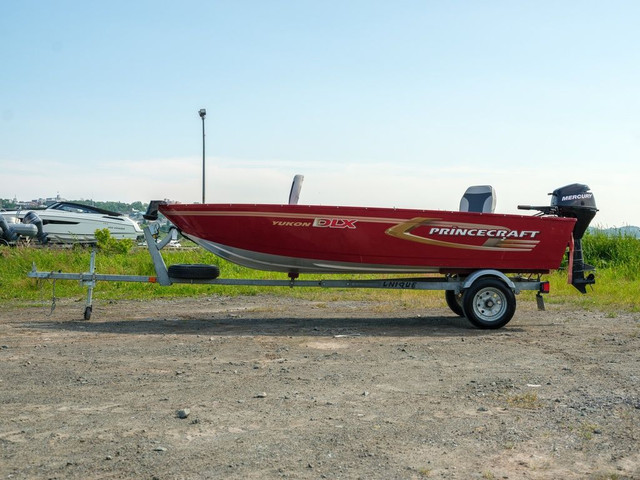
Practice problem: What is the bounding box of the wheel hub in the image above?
[474,289,504,319]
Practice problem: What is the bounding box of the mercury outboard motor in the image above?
[23,211,48,244]
[550,184,597,293]
[519,183,597,293]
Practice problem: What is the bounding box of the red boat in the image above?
[155,183,597,291]
[29,183,597,329]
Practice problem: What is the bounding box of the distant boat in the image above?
[1,201,143,244]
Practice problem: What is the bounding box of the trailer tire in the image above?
[84,306,92,321]
[168,264,220,280]
[445,290,464,317]
[462,277,516,329]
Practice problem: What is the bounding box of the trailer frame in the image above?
[28,224,549,328]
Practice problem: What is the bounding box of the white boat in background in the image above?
[1,201,143,244]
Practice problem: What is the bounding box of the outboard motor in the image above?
[0,211,48,245]
[23,211,48,244]
[0,213,19,243]
[519,183,597,293]
[143,200,167,221]
[550,184,597,293]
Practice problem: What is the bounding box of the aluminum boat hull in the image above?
[160,204,576,274]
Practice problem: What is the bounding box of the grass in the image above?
[506,392,542,410]
[577,422,601,441]
[584,230,640,276]
[593,474,620,480]
[1,245,447,305]
[1,232,639,312]
[544,268,639,312]
[545,230,640,312]
[417,467,431,477]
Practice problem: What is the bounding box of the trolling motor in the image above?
[519,183,597,293]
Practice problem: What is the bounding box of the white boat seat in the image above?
[459,185,496,213]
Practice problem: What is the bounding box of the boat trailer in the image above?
[28,223,551,329]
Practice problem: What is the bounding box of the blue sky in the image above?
[1,1,638,226]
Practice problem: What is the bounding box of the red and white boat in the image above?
[155,182,597,290]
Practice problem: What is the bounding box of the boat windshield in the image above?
[48,202,122,216]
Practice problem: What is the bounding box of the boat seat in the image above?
[459,185,496,213]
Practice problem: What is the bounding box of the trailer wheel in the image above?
[83,306,92,321]
[445,290,464,317]
[462,277,516,329]
[168,264,220,280]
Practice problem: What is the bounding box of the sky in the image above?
[1,1,638,227]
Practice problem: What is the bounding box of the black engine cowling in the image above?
[23,211,48,244]
[550,184,597,240]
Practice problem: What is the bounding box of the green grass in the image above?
[506,392,542,410]
[544,268,639,312]
[584,230,640,276]
[544,230,640,312]
[1,231,638,312]
[1,245,445,305]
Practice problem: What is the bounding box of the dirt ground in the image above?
[0,294,638,480]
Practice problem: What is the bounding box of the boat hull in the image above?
[39,211,142,243]
[4,209,142,244]
[160,204,576,274]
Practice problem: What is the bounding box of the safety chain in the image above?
[37,275,57,317]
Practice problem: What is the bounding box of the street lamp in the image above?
[199,108,207,204]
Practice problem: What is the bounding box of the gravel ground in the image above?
[0,295,639,479]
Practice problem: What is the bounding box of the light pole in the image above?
[199,108,206,204]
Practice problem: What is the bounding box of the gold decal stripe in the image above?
[385,217,539,252]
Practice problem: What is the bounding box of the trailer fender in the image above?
[462,270,517,292]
